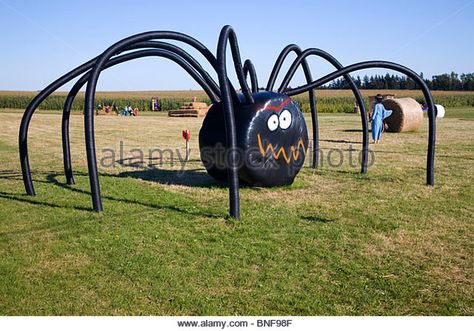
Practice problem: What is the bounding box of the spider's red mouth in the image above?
[257,133,305,165]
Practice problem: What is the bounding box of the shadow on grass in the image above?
[340,129,368,133]
[0,190,91,211]
[115,156,203,170]
[115,167,225,188]
[320,139,361,144]
[300,216,336,223]
[0,170,41,181]
[0,170,223,218]
[1,169,338,222]
[373,149,474,161]
[46,173,223,219]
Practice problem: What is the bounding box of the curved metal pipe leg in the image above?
[266,45,318,168]
[19,58,97,195]
[62,88,77,185]
[21,30,220,209]
[274,48,368,173]
[62,47,219,185]
[243,59,258,93]
[131,41,221,99]
[283,59,436,186]
[80,30,234,212]
[216,25,243,219]
[220,27,254,105]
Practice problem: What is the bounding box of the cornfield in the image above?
[1,90,473,113]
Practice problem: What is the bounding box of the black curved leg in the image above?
[81,30,241,213]
[62,47,220,186]
[20,30,222,211]
[267,45,319,168]
[274,47,369,173]
[62,86,77,185]
[19,57,97,196]
[243,59,258,93]
[282,58,436,186]
[216,25,254,219]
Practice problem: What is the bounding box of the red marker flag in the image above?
[182,129,191,141]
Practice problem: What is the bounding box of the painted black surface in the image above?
[199,92,308,186]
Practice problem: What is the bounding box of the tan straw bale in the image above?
[382,97,424,132]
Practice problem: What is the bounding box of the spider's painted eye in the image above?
[279,109,292,130]
[267,114,279,131]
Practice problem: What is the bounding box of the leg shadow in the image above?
[114,168,225,188]
[320,139,361,144]
[300,215,336,223]
[44,172,223,218]
[0,190,91,211]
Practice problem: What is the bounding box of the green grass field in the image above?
[0,106,472,315]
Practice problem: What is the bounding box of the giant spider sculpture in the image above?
[19,25,437,219]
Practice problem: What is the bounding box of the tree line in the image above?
[325,72,474,91]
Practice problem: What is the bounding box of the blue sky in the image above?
[0,0,472,91]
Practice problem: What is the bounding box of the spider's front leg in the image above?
[20,30,231,214]
[267,45,319,169]
[61,41,221,186]
[282,56,436,186]
[243,59,258,93]
[269,46,369,173]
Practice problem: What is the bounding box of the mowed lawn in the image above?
[0,108,472,315]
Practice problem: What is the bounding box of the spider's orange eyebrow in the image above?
[259,98,291,112]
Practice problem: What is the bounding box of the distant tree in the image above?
[384,73,391,89]
[323,71,473,91]
[432,74,451,90]
[461,73,474,90]
[363,75,370,88]
[406,77,417,90]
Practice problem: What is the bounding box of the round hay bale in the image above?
[435,104,445,118]
[382,98,424,132]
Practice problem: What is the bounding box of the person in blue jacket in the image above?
[371,95,393,144]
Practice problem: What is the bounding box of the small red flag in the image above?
[182,129,191,141]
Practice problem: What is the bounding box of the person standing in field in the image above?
[371,94,393,144]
